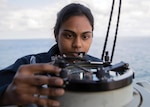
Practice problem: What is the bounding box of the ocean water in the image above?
[0,36,150,82]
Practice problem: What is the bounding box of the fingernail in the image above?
[55,89,64,95]
[56,67,62,72]
[52,102,60,106]
[55,79,63,85]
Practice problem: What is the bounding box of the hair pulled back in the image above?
[54,3,94,36]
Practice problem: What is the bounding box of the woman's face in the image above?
[56,15,93,56]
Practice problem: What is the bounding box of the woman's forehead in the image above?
[60,16,92,31]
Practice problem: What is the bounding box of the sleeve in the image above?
[0,56,31,97]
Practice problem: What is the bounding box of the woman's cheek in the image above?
[60,40,71,53]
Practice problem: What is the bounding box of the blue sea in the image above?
[0,37,150,82]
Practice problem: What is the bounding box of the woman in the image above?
[0,3,101,107]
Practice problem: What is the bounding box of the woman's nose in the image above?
[72,37,82,49]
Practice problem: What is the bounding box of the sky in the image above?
[0,0,150,39]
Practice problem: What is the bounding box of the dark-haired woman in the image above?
[0,3,101,107]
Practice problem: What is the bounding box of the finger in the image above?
[17,93,60,107]
[40,87,65,97]
[16,76,64,96]
[23,75,64,86]
[14,83,64,99]
[33,96,60,107]
[31,87,64,97]
[18,63,61,75]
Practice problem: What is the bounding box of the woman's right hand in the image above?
[1,63,65,107]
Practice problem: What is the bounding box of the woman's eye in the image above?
[64,34,74,39]
[82,35,91,40]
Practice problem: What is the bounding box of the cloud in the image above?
[0,0,150,39]
[0,0,7,9]
[0,0,60,39]
[0,3,55,31]
[119,0,150,36]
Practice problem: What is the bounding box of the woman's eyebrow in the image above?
[63,29,75,34]
[82,31,92,34]
[63,29,92,34]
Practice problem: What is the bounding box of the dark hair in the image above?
[54,3,94,36]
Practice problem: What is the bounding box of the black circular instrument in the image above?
[52,53,134,92]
